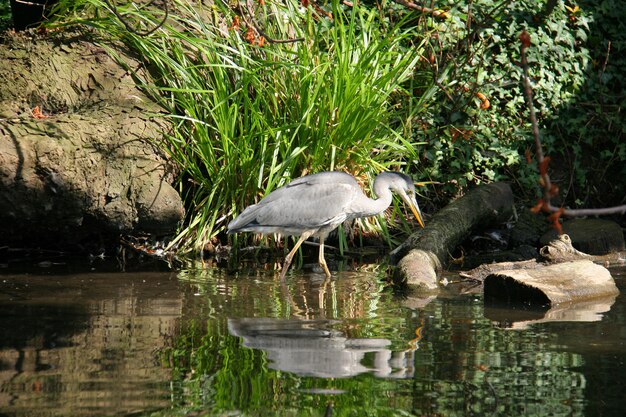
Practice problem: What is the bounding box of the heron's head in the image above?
[381,172,425,228]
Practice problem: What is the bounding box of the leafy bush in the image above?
[546,0,626,207]
[417,0,624,207]
[0,0,11,31]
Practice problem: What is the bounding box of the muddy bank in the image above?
[0,30,184,252]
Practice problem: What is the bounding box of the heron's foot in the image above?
[279,232,311,280]
[319,259,332,278]
[279,254,295,280]
[278,266,288,280]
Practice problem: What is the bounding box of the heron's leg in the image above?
[318,237,332,278]
[317,238,332,310]
[279,231,313,280]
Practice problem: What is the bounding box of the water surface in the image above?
[0,264,624,416]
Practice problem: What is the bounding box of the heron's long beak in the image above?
[409,200,425,228]
[402,192,425,228]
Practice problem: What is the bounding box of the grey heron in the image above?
[227,171,425,278]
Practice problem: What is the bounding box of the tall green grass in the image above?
[48,0,436,252]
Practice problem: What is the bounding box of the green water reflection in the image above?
[0,266,624,417]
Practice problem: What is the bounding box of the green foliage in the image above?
[48,0,435,252]
[413,1,589,195]
[45,0,626,254]
[0,0,11,31]
[546,0,626,207]
[418,0,624,206]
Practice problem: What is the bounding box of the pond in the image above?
[0,260,624,417]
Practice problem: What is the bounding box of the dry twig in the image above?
[519,30,626,228]
[103,0,168,37]
[393,0,450,19]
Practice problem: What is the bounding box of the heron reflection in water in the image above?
[227,171,425,278]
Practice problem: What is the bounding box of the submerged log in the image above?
[483,260,619,307]
[460,234,625,282]
[462,234,620,305]
[392,250,441,291]
[391,182,514,290]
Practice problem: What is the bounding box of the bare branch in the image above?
[519,30,626,218]
[102,0,168,37]
[14,0,45,7]
[393,0,450,19]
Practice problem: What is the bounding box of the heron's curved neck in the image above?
[359,176,394,217]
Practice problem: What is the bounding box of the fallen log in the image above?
[460,234,625,282]
[390,182,514,290]
[483,260,619,307]
[539,233,593,262]
[459,235,620,307]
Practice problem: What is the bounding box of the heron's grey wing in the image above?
[259,180,356,230]
[228,172,361,235]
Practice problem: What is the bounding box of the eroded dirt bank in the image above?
[0,30,184,252]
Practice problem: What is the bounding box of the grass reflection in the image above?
[157,268,591,417]
[1,269,622,416]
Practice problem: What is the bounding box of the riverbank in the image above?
[0,29,184,253]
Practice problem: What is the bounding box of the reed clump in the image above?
[48,0,436,252]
